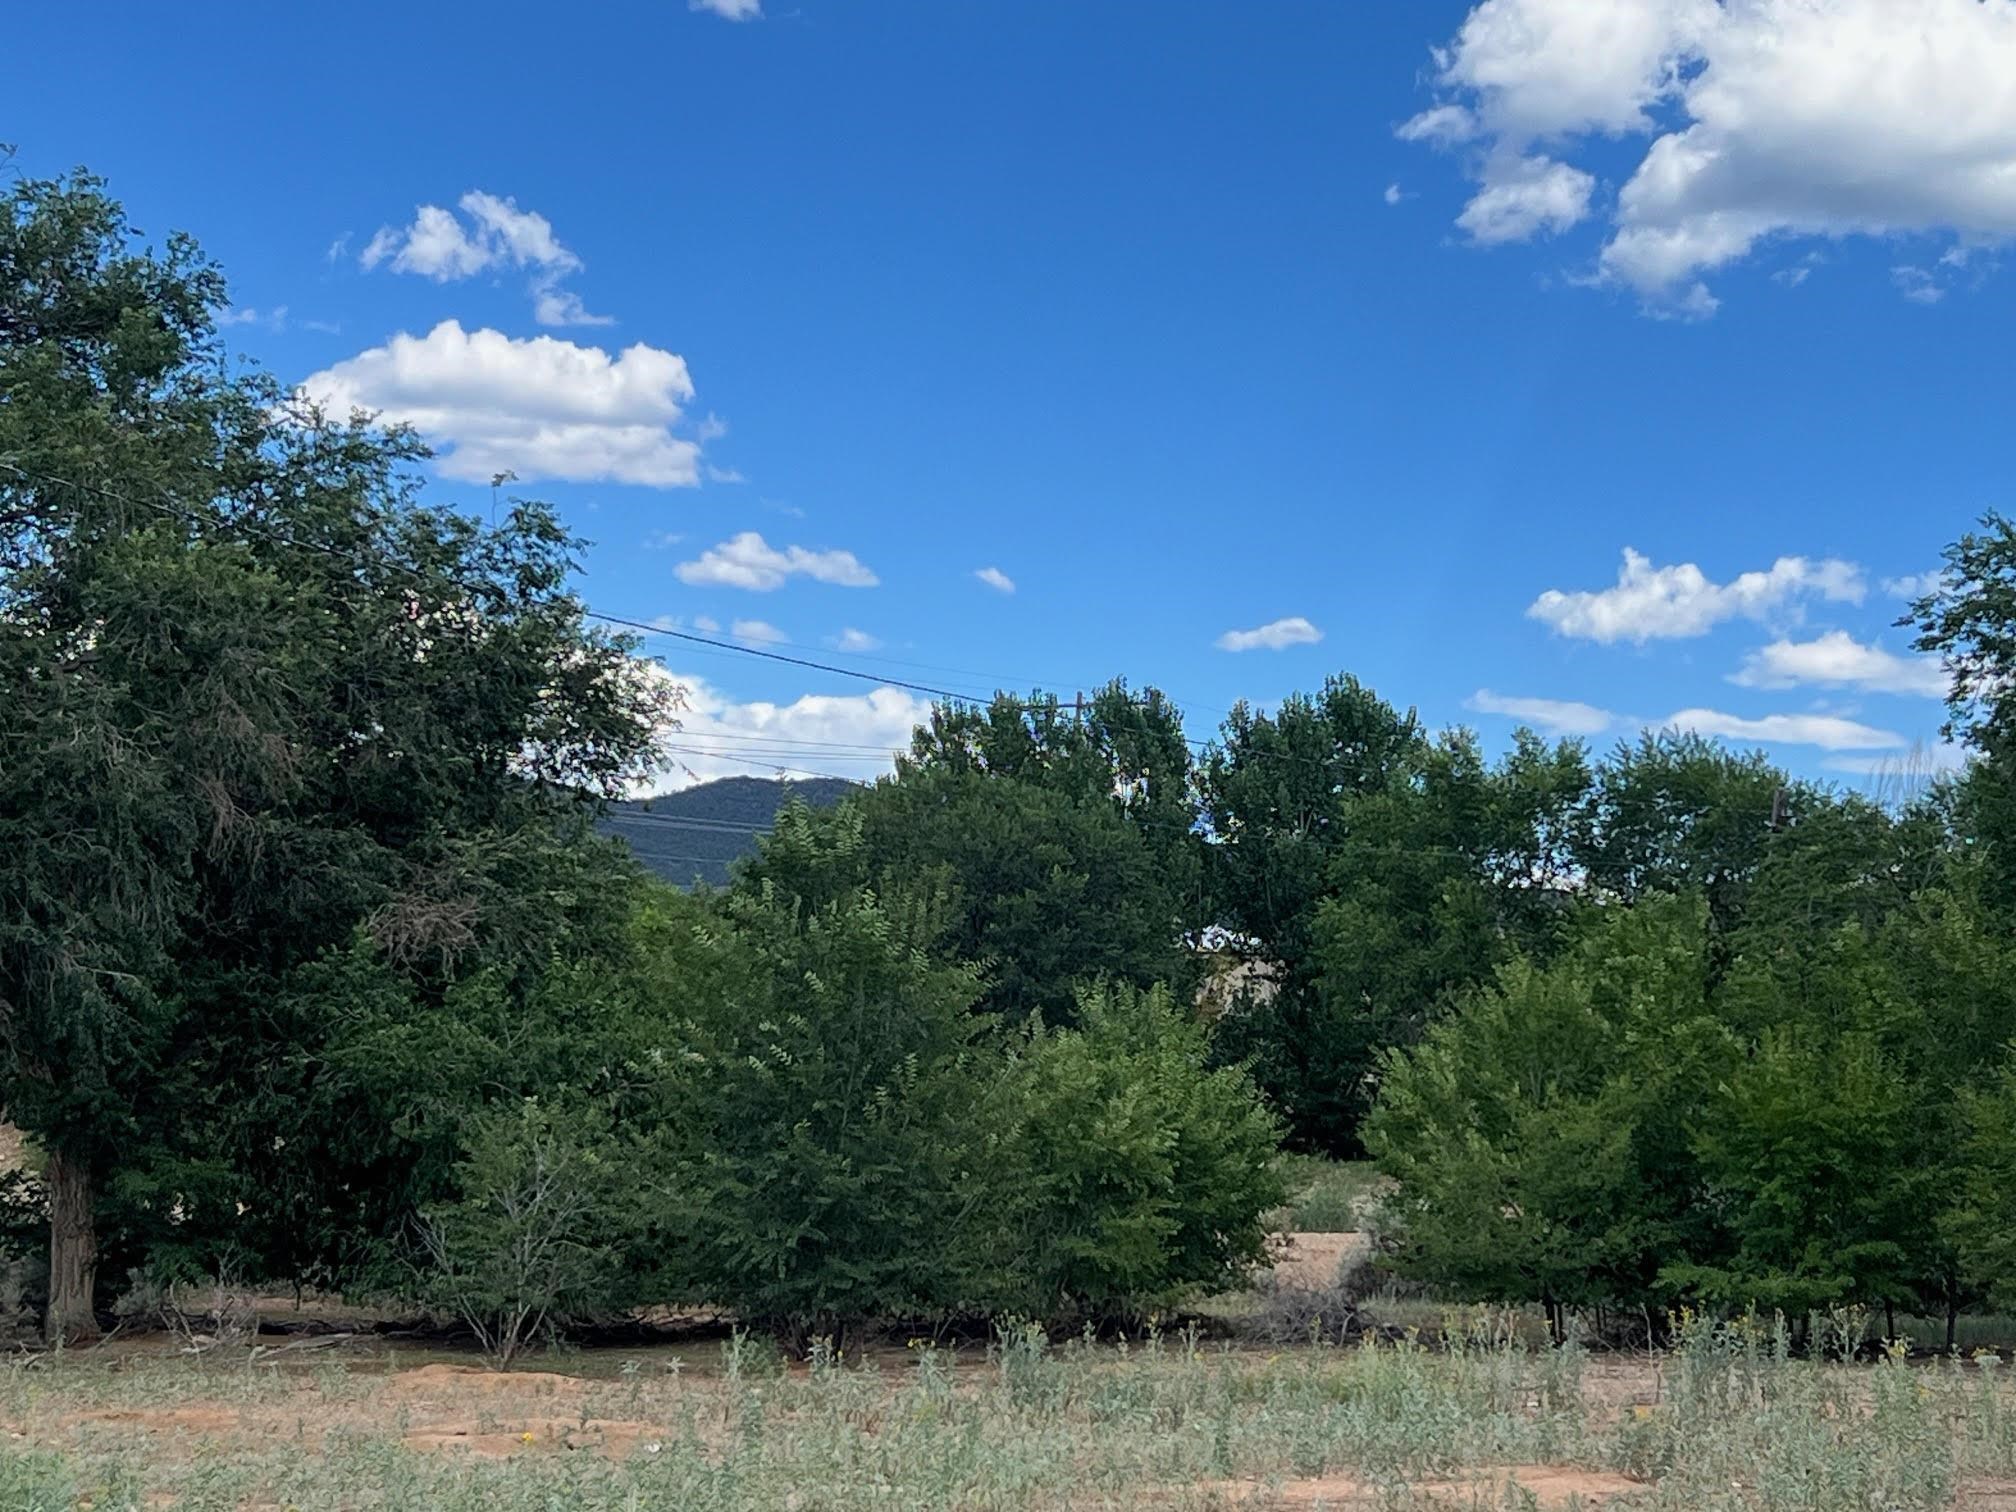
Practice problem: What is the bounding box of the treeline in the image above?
[12,168,2016,1354]
[0,172,1283,1349]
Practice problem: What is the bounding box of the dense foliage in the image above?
[19,165,2016,1353]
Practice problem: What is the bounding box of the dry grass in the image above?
[0,1314,2012,1508]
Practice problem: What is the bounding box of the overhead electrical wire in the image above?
[0,460,1792,812]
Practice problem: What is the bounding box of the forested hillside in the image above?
[599,777,856,886]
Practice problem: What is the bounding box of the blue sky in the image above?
[9,0,2004,789]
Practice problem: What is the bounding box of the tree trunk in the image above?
[44,1148,99,1343]
[1884,1300,1895,1344]
[1947,1295,1960,1357]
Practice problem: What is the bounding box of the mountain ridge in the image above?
[598,775,858,887]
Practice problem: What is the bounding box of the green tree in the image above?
[741,685,1198,1027]
[1205,681,1591,1154]
[0,172,669,1336]
[1575,733,1794,943]
[979,982,1283,1323]
[1366,897,1726,1332]
[642,870,991,1345]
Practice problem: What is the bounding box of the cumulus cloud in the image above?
[974,566,1016,594]
[674,533,878,592]
[1731,631,1947,698]
[639,669,928,792]
[360,191,609,327]
[1466,689,1616,736]
[1665,707,1907,752]
[1216,616,1324,653]
[691,0,761,17]
[1404,0,2016,311]
[297,320,702,487]
[1455,156,1595,243]
[1529,548,1864,644]
[832,628,882,653]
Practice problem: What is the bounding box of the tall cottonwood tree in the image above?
[0,172,669,1336]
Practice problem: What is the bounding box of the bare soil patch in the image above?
[1264,1231,1367,1290]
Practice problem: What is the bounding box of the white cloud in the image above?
[1663,708,1906,752]
[1893,265,1946,305]
[832,628,882,653]
[1731,631,1947,698]
[643,669,928,793]
[1455,155,1596,243]
[1883,570,1949,599]
[642,531,684,550]
[974,566,1016,594]
[297,320,702,487]
[691,0,762,16]
[532,281,614,328]
[459,191,578,272]
[1216,616,1325,653]
[1384,183,1405,206]
[1405,0,2016,311]
[731,618,787,646]
[361,191,606,327]
[1529,547,1864,643]
[1466,689,1616,736]
[705,464,747,484]
[1397,104,1479,146]
[325,235,349,264]
[675,532,878,592]
[1469,686,1919,751]
[219,305,293,333]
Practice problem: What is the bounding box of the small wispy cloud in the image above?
[974,566,1016,595]
[1893,265,1945,305]
[691,0,761,17]
[1466,689,1615,737]
[216,305,289,332]
[732,618,787,645]
[1216,616,1323,653]
[832,628,882,653]
[1883,570,1948,600]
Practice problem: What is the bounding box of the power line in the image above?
[0,462,1818,810]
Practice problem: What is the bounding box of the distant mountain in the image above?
[598,776,858,888]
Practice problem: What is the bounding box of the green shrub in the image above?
[641,879,991,1345]
[1365,896,1725,1328]
[414,1099,624,1368]
[977,981,1284,1324]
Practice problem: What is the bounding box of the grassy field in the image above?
[8,1156,2016,1507]
[3,1316,2016,1509]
